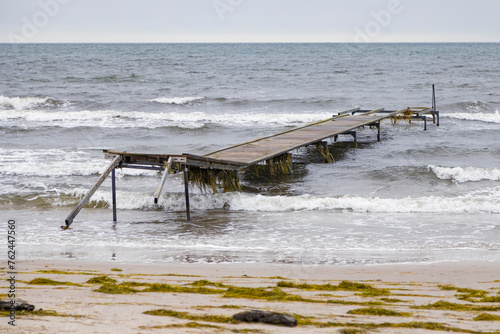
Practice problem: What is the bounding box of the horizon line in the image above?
[2,41,500,44]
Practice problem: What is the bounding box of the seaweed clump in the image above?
[86,275,117,285]
[94,283,138,294]
[314,142,334,163]
[439,285,498,302]
[265,153,293,174]
[277,280,390,297]
[473,313,500,321]
[27,278,82,287]
[188,167,241,193]
[390,108,415,125]
[347,307,411,317]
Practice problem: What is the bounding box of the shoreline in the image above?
[4,259,500,333]
[19,258,500,285]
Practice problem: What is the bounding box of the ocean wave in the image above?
[443,110,500,123]
[150,96,205,105]
[0,148,157,177]
[429,165,500,183]
[58,187,500,214]
[455,101,489,112]
[0,109,334,129]
[0,95,65,110]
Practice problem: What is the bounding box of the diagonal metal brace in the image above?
[63,155,122,229]
[154,157,172,204]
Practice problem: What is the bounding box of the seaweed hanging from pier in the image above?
[188,167,241,193]
[313,142,335,163]
[266,153,293,174]
[390,108,414,125]
[245,153,293,178]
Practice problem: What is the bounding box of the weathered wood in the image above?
[105,109,405,169]
[104,150,242,171]
[360,108,385,115]
[103,109,404,171]
[184,153,246,169]
[205,108,356,157]
[337,107,361,116]
[64,155,121,228]
[205,109,404,165]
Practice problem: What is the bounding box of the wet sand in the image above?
[4,260,500,333]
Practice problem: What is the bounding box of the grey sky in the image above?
[1,0,500,43]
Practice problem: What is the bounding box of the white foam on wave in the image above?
[443,110,500,124]
[60,186,500,214]
[0,95,63,110]
[1,109,334,129]
[150,96,205,105]
[0,148,156,177]
[429,165,500,183]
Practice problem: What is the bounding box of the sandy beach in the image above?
[2,260,500,333]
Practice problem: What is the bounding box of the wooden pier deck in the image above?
[103,108,421,172]
[205,108,391,166]
[64,88,439,228]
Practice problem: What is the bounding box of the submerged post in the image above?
[111,169,117,222]
[183,165,191,222]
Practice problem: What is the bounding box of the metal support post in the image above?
[321,140,328,151]
[432,84,436,111]
[432,84,439,126]
[111,168,117,222]
[374,122,381,142]
[345,130,357,146]
[183,166,191,222]
[154,157,172,204]
[64,155,121,228]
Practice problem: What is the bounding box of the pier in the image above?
[64,88,439,228]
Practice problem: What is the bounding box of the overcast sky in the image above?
[1,0,500,43]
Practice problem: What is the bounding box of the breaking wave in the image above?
[429,165,500,183]
[443,110,500,124]
[0,109,334,129]
[0,148,157,177]
[150,96,205,105]
[0,95,65,110]
[58,187,500,214]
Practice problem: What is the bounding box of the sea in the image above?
[1,43,499,266]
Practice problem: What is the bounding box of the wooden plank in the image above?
[360,108,385,115]
[204,110,403,165]
[337,107,361,115]
[204,108,354,157]
[104,150,244,170]
[104,109,406,171]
